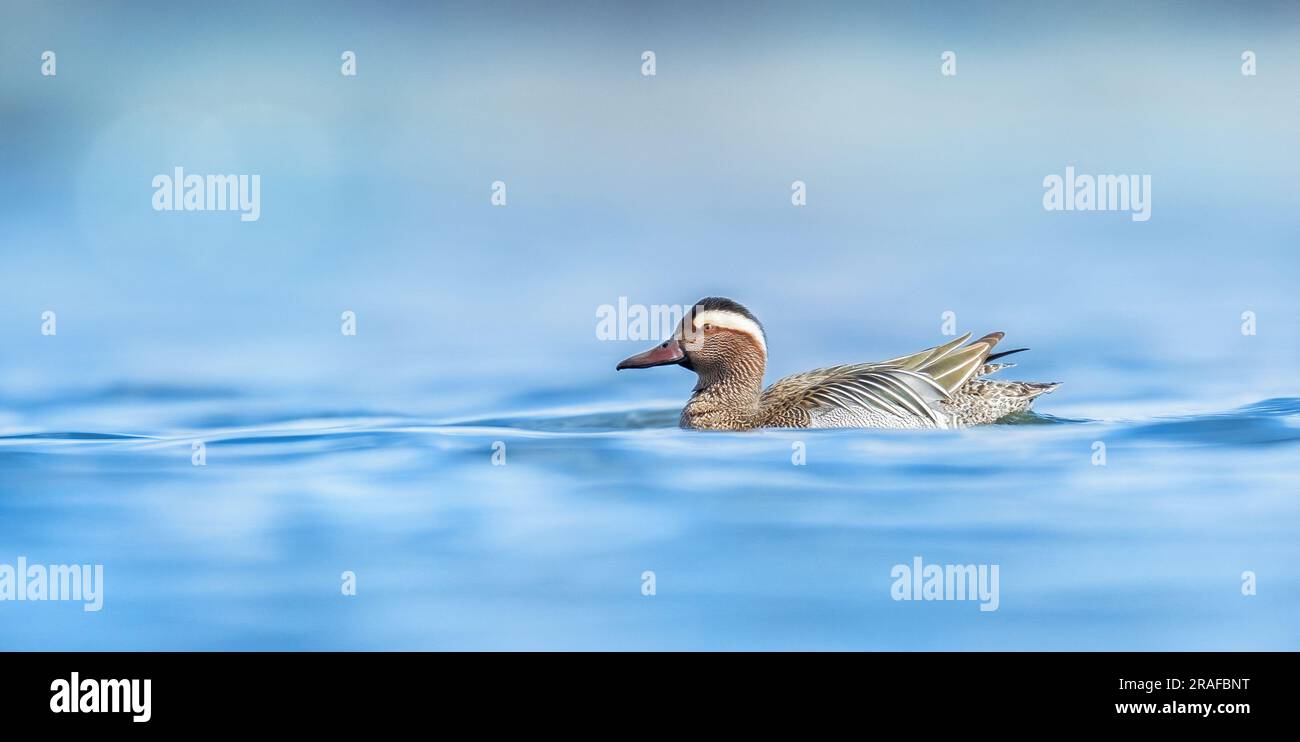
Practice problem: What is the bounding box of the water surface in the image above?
[1,0,1297,650]
[2,379,1295,650]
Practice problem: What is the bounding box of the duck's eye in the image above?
[703,323,712,331]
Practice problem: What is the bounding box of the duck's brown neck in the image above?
[681,354,766,430]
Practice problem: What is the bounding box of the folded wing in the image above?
[761,332,1007,428]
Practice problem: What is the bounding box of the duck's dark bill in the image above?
[616,339,685,369]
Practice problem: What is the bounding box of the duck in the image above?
[616,297,1059,430]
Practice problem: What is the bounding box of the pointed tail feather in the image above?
[987,347,1029,362]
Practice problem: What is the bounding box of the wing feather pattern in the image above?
[760,332,1008,428]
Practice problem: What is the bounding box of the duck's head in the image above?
[616,297,767,377]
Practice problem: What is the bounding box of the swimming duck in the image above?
[616,297,1059,430]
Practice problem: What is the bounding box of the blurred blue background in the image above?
[0,0,1297,649]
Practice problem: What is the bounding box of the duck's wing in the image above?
[761,333,1007,427]
[763,363,951,426]
[888,331,1007,395]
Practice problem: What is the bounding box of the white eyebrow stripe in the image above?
[692,309,767,353]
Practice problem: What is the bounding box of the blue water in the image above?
[2,375,1297,650]
[2,1,1298,649]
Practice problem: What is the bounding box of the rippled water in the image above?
[3,0,1297,651]
[2,382,1296,650]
